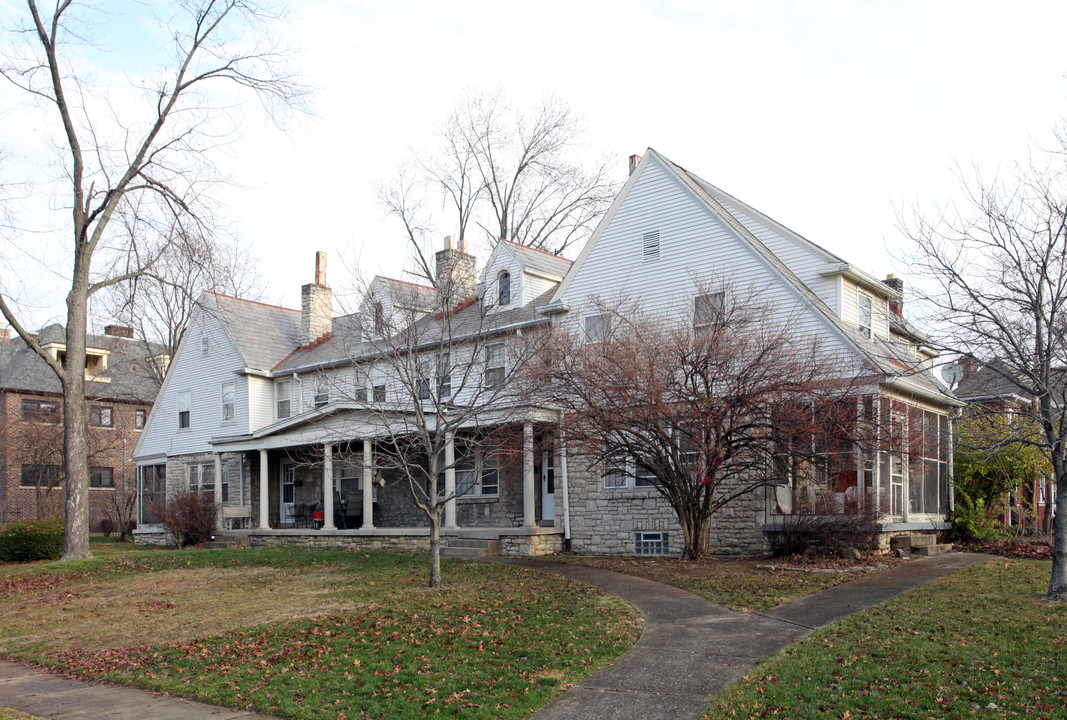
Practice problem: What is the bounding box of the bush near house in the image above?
[0,520,64,563]
[150,491,217,547]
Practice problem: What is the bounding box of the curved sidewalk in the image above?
[521,552,996,720]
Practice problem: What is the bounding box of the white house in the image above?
[133,149,959,556]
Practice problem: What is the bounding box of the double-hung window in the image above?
[602,459,628,490]
[694,292,725,335]
[221,383,235,423]
[446,449,500,498]
[177,391,191,429]
[418,356,434,401]
[135,408,146,429]
[90,466,114,488]
[21,464,59,488]
[276,380,291,420]
[89,405,113,427]
[858,293,873,338]
[188,462,216,499]
[485,343,505,388]
[438,352,451,399]
[584,313,609,344]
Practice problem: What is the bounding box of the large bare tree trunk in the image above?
[61,253,92,560]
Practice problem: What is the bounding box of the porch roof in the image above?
[208,402,560,452]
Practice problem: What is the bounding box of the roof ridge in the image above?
[206,291,299,313]
[501,239,574,265]
[376,275,435,291]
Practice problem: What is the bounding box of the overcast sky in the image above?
[3,0,1067,330]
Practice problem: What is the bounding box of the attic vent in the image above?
[642,231,660,261]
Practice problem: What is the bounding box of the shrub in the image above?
[766,506,878,558]
[98,517,115,537]
[0,519,65,563]
[150,490,217,547]
[949,488,1007,543]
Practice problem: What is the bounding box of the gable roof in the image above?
[499,240,573,279]
[553,148,960,408]
[375,276,436,309]
[203,293,301,374]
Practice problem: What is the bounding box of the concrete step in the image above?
[890,534,937,550]
[206,541,236,549]
[441,537,500,558]
[913,543,953,557]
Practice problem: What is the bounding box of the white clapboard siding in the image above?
[715,199,842,314]
[557,156,854,358]
[133,306,249,461]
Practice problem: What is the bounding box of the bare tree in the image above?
[378,89,618,275]
[333,261,550,588]
[902,135,1067,599]
[100,227,263,386]
[540,291,866,560]
[0,1,305,560]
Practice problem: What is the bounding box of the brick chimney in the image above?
[629,154,642,176]
[435,235,477,307]
[104,325,134,338]
[301,251,333,347]
[883,274,904,316]
[0,326,9,343]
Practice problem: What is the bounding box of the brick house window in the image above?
[21,464,60,488]
[89,405,113,427]
[22,399,59,423]
[135,408,146,429]
[90,466,114,488]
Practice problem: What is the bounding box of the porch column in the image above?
[523,420,536,528]
[258,449,269,529]
[214,453,224,530]
[361,439,374,529]
[322,443,336,530]
[444,431,458,529]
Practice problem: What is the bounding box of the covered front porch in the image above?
[201,405,566,556]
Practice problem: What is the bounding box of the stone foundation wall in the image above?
[247,532,429,553]
[500,532,564,557]
[132,529,173,546]
[564,450,772,557]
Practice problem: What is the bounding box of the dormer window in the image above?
[498,271,511,306]
[858,293,873,338]
[373,302,385,335]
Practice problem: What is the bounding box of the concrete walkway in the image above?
[0,661,278,720]
[523,552,996,720]
[0,552,994,720]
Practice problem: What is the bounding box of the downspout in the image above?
[948,407,963,516]
[559,422,572,552]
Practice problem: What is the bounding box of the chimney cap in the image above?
[314,251,327,286]
[104,325,134,338]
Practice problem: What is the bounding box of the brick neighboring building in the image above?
[0,323,161,531]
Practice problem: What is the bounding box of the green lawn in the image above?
[1,547,640,720]
[705,559,1067,719]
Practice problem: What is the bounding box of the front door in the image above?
[280,462,295,526]
[541,451,555,522]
